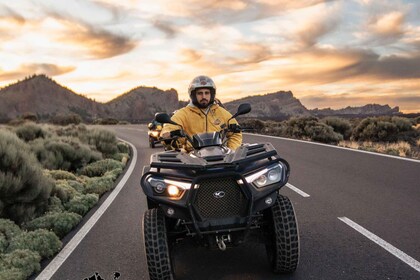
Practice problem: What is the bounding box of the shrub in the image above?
[0,219,22,253]
[0,130,53,224]
[84,176,114,196]
[80,159,124,177]
[391,116,413,132]
[87,128,118,156]
[66,180,85,193]
[64,194,98,216]
[30,137,102,171]
[24,212,82,238]
[51,180,78,203]
[0,249,41,279]
[0,267,26,280]
[47,196,65,213]
[104,168,123,181]
[14,123,45,142]
[239,119,265,133]
[110,152,130,163]
[8,229,62,258]
[117,142,129,153]
[283,117,342,144]
[47,170,77,181]
[50,114,82,126]
[322,117,352,140]
[352,118,399,142]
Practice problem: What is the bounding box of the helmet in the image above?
[188,75,216,108]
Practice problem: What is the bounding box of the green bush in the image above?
[0,249,41,279]
[352,118,398,141]
[51,180,78,203]
[322,117,352,140]
[24,212,82,238]
[117,142,129,153]
[283,117,342,144]
[0,219,22,253]
[80,159,124,177]
[50,114,82,126]
[84,176,114,196]
[0,267,26,280]
[30,137,102,171]
[87,128,118,156]
[14,123,45,142]
[8,229,62,258]
[64,194,98,216]
[66,180,85,193]
[239,119,265,133]
[47,196,65,213]
[104,168,123,181]
[47,170,77,181]
[110,152,130,162]
[391,116,413,132]
[0,130,53,224]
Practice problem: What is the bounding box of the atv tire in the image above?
[264,194,299,273]
[143,208,174,280]
[149,137,155,148]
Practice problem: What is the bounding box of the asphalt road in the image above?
[34,124,420,280]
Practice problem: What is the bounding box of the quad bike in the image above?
[147,123,162,148]
[141,104,299,279]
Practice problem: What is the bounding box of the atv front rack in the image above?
[150,143,278,170]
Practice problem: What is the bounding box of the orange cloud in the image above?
[0,63,75,81]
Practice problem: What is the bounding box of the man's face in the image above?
[195,88,211,108]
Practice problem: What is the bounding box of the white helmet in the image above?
[188,75,216,108]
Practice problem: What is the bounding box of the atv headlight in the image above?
[146,176,190,199]
[245,164,283,188]
[150,131,159,137]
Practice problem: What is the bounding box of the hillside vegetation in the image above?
[0,123,130,279]
[240,116,420,159]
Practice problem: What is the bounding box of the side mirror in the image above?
[232,103,251,118]
[155,113,180,126]
[148,123,153,129]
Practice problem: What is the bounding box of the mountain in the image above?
[224,91,311,120]
[311,104,400,117]
[0,75,102,121]
[0,74,404,123]
[104,87,179,121]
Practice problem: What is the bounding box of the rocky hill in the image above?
[104,87,179,121]
[224,91,311,120]
[0,74,404,122]
[311,104,400,117]
[0,75,103,121]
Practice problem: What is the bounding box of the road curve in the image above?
[33,125,420,280]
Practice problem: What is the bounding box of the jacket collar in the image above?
[187,101,217,115]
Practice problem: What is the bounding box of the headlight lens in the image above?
[245,164,283,188]
[146,176,190,199]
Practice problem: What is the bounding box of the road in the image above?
[34,124,420,280]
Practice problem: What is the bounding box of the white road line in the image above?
[286,183,311,197]
[338,217,420,272]
[244,133,420,163]
[36,139,137,280]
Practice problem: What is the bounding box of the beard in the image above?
[197,99,209,108]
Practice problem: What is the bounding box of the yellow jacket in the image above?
[161,103,242,150]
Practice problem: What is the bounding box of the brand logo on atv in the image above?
[213,191,225,198]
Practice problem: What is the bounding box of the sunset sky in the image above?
[0,0,419,112]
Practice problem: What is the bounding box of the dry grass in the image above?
[339,140,416,158]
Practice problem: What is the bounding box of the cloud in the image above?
[0,4,25,24]
[0,63,75,81]
[58,22,137,59]
[37,1,138,59]
[152,19,178,38]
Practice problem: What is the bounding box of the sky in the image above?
[0,0,419,113]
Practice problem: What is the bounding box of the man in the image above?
[161,75,242,150]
